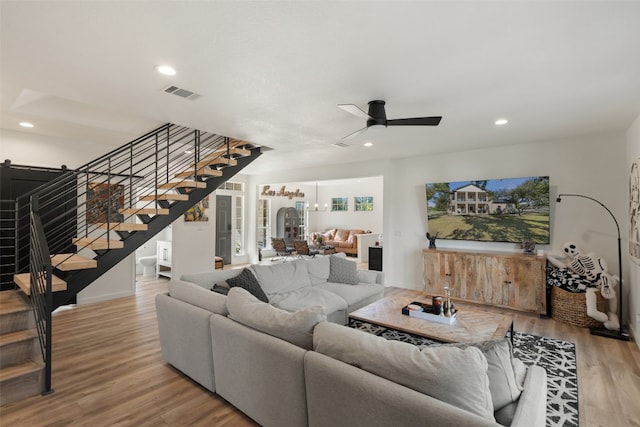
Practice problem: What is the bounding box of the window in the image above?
[354,196,374,211]
[295,201,306,239]
[331,197,348,212]
[257,199,271,248]
[219,181,244,192]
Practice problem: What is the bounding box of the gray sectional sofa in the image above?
[155,254,547,427]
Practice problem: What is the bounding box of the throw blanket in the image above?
[546,261,597,294]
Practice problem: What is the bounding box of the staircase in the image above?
[0,124,262,404]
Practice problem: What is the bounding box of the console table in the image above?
[422,248,546,314]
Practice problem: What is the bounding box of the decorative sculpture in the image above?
[426,232,438,249]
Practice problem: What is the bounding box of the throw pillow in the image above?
[434,339,524,411]
[305,256,331,285]
[226,287,327,349]
[211,283,229,295]
[328,254,359,285]
[250,258,311,295]
[226,268,269,303]
[313,322,495,421]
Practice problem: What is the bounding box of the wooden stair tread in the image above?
[72,237,124,250]
[139,194,189,202]
[206,147,251,158]
[118,208,170,215]
[0,291,31,315]
[0,329,38,347]
[50,254,97,271]
[174,168,223,178]
[14,273,67,295]
[96,222,148,231]
[195,157,237,168]
[157,180,206,190]
[0,360,43,382]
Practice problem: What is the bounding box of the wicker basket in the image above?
[550,286,606,328]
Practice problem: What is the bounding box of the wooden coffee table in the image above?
[349,288,514,344]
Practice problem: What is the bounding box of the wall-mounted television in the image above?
[425,176,550,244]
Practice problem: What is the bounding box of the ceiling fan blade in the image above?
[387,116,442,126]
[341,126,368,140]
[338,104,372,120]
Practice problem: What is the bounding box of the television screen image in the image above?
[425,176,550,244]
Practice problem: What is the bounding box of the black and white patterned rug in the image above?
[349,319,578,427]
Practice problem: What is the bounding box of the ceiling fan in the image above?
[338,100,442,140]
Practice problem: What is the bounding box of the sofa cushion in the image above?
[313,322,495,421]
[323,229,336,240]
[334,229,350,242]
[347,230,364,244]
[226,287,326,349]
[269,286,348,317]
[168,279,229,315]
[250,258,312,296]
[328,255,359,285]
[433,339,525,411]
[305,256,331,285]
[315,282,384,308]
[357,270,378,284]
[226,268,269,303]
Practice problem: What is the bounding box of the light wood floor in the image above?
[1,277,639,426]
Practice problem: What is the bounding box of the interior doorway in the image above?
[215,195,232,265]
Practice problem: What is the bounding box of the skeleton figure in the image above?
[555,242,615,298]
[547,242,619,330]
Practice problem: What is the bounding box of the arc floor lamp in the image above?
[556,193,630,341]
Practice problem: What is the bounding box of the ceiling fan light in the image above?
[369,123,385,131]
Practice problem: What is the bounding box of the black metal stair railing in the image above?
[12,122,261,396]
[28,201,54,395]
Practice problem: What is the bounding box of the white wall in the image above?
[171,209,216,281]
[0,128,114,168]
[384,132,628,293]
[312,177,383,233]
[627,114,640,346]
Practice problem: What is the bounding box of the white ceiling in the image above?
[2,1,640,175]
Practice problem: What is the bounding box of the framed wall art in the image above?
[86,182,124,224]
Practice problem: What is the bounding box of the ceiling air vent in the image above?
[163,85,201,100]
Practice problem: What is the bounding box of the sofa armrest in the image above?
[509,365,547,427]
[155,293,216,392]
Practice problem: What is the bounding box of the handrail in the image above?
[11,123,258,396]
[29,195,53,394]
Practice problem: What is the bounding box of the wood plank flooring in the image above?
[1,278,639,426]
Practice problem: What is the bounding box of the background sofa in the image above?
[310,228,377,257]
[155,255,547,427]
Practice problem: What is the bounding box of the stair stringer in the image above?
[51,147,261,310]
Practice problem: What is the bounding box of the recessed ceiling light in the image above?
[19,122,34,128]
[495,118,508,126]
[363,142,373,147]
[156,65,176,76]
